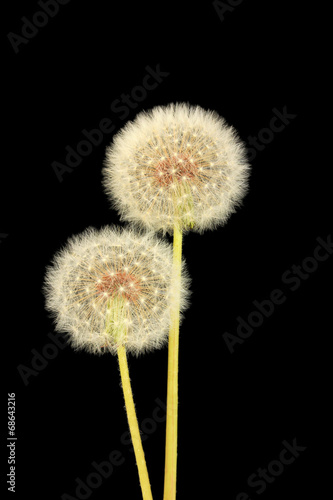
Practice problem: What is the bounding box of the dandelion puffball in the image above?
[103,103,250,234]
[44,226,190,355]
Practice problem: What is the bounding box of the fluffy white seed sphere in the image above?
[44,226,190,356]
[103,103,250,234]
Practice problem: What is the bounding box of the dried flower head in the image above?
[103,103,250,234]
[44,226,190,355]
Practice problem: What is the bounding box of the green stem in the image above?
[163,224,183,500]
[117,346,154,500]
[107,297,153,500]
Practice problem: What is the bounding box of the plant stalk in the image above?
[163,224,183,500]
[117,345,154,500]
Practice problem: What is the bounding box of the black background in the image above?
[2,1,331,499]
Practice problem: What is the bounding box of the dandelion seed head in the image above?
[44,226,191,356]
[103,103,250,234]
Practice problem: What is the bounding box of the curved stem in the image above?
[117,345,154,500]
[163,224,183,500]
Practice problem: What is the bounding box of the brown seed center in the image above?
[154,154,197,187]
[96,271,141,303]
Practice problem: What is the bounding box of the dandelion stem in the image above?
[163,224,183,500]
[117,345,154,500]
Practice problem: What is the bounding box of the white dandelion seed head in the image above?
[103,103,250,235]
[43,226,191,356]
